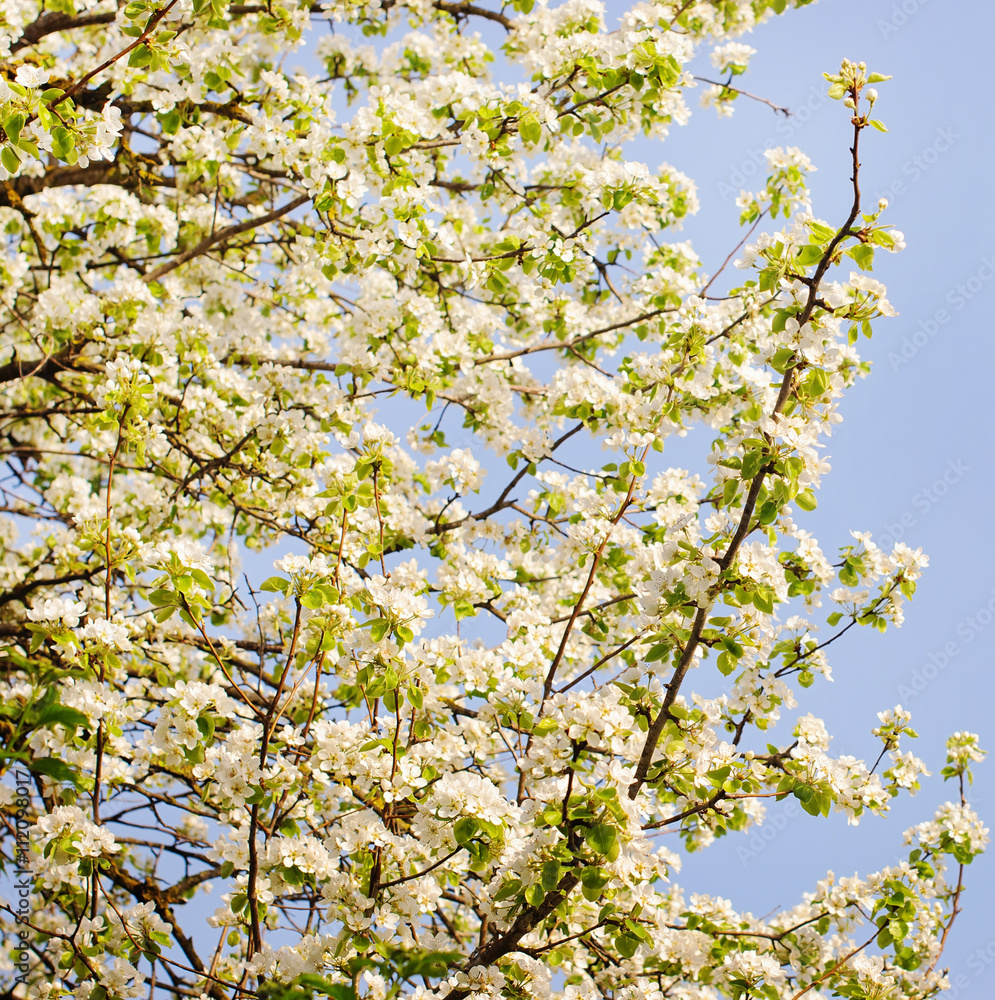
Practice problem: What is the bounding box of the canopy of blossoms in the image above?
[0,1,986,999]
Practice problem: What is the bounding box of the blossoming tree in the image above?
[0,0,986,998]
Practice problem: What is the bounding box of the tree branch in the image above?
[143,193,310,283]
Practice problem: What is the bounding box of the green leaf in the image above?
[29,757,81,787]
[720,638,744,658]
[645,642,669,662]
[453,599,476,621]
[795,489,817,511]
[52,125,76,161]
[585,823,618,860]
[369,618,390,642]
[615,933,640,958]
[840,559,859,587]
[259,576,290,594]
[770,347,796,373]
[160,109,182,134]
[741,449,765,481]
[453,816,479,846]
[541,859,561,891]
[128,44,153,68]
[1,144,19,174]
[300,588,323,610]
[31,705,89,732]
[848,243,875,270]
[752,588,774,614]
[493,878,522,902]
[519,112,542,146]
[804,368,830,396]
[4,113,24,146]
[795,244,823,266]
[580,867,611,901]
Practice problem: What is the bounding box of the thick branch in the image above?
[12,10,117,51]
[461,871,581,977]
[143,193,310,283]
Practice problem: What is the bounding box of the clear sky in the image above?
[650,0,995,992]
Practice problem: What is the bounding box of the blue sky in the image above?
[650,0,995,992]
